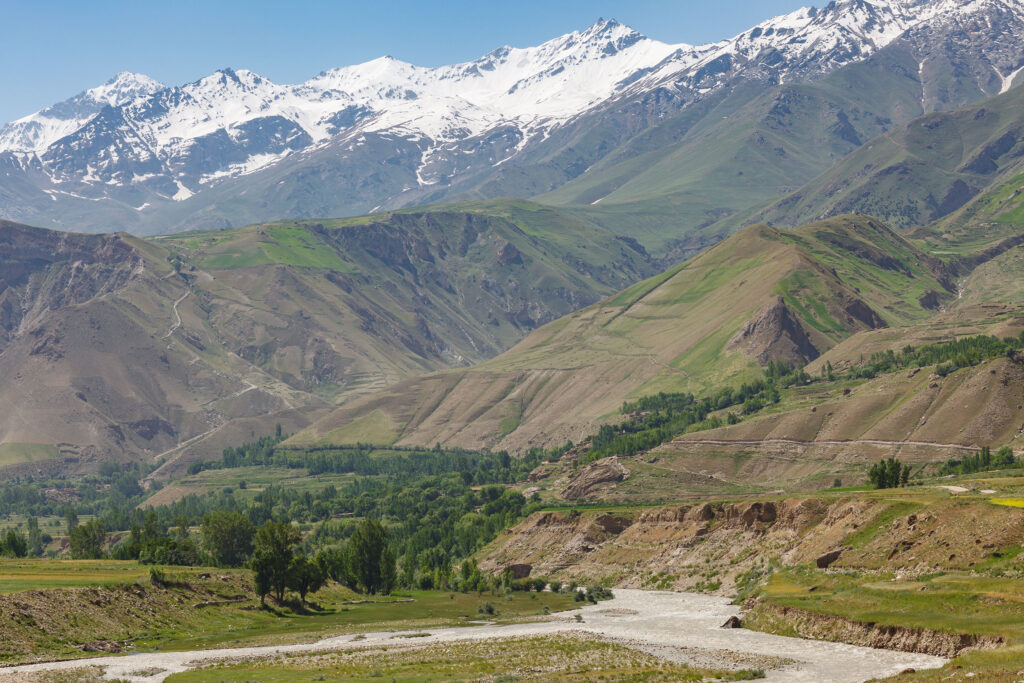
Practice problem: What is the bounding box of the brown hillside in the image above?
[292,216,953,453]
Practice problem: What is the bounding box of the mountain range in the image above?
[3,0,1024,242]
[2,0,1024,479]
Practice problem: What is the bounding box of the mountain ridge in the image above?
[289,214,956,454]
[4,0,1024,236]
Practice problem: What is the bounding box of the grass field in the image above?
[750,567,1024,682]
[0,559,578,664]
[0,559,191,593]
[167,633,751,683]
[147,587,576,653]
[192,224,357,272]
[754,569,1024,643]
[142,465,357,507]
[0,443,59,467]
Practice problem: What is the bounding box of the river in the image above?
[0,589,945,682]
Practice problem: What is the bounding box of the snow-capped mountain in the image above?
[2,0,1023,235]
[0,72,164,154]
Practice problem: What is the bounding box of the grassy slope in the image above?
[537,46,927,253]
[157,200,657,404]
[754,83,1024,237]
[291,215,952,452]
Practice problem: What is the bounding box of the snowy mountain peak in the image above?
[2,0,1023,231]
[0,72,164,153]
[88,72,166,106]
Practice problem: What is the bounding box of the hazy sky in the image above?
[1,0,808,123]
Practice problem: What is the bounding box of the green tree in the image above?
[315,546,357,590]
[995,445,1016,467]
[69,520,106,559]
[251,521,301,604]
[1,529,28,557]
[349,518,396,595]
[868,458,911,489]
[26,517,43,557]
[65,507,79,536]
[286,556,326,605]
[201,510,255,567]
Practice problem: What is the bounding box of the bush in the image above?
[478,601,495,615]
[149,567,167,587]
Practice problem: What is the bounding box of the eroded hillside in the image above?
[0,202,657,477]
[292,215,955,452]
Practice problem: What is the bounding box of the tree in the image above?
[349,518,396,595]
[868,458,910,489]
[202,510,255,567]
[254,567,272,607]
[286,556,326,605]
[995,445,1016,467]
[26,517,43,557]
[1,529,28,557]
[65,507,79,536]
[69,520,106,559]
[250,521,301,604]
[316,546,358,590]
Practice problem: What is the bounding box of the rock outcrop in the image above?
[562,456,629,500]
[727,297,820,365]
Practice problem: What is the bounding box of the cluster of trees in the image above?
[0,517,46,558]
[577,363,811,467]
[190,430,286,473]
[846,332,1024,381]
[868,458,912,489]
[0,528,28,557]
[0,460,158,525]
[0,435,548,598]
[251,518,396,605]
[939,446,1017,476]
[200,443,537,485]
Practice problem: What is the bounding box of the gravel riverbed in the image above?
[0,589,946,682]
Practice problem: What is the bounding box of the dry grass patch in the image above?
[168,633,755,682]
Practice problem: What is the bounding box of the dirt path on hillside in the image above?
[161,292,189,340]
[673,437,991,452]
[0,589,944,683]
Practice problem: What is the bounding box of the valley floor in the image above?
[0,589,942,683]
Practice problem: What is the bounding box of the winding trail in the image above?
[161,292,190,340]
[0,590,944,682]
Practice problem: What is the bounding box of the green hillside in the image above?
[536,46,930,253]
[156,200,658,402]
[291,215,954,453]
[754,83,1024,238]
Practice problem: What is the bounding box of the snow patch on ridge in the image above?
[1000,64,1024,93]
[3,1,1023,196]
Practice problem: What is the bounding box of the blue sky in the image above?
[1,0,808,123]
